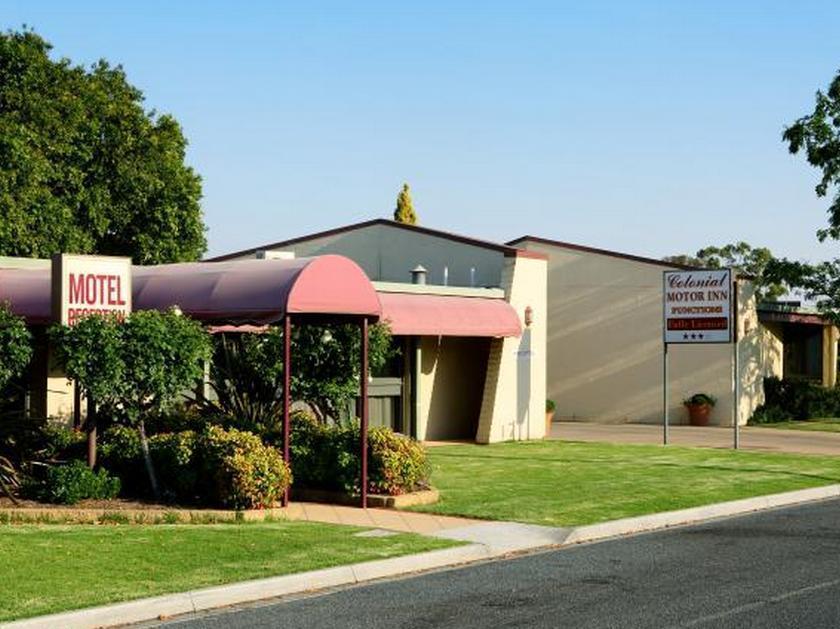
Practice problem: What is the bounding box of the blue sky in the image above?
[5,1,840,261]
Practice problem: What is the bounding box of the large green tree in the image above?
[663,242,786,302]
[0,29,206,263]
[761,69,840,320]
[783,69,840,242]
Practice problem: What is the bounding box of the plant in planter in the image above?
[545,399,557,437]
[683,393,717,426]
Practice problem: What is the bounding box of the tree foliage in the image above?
[783,69,840,241]
[762,70,840,321]
[393,183,418,225]
[663,242,786,302]
[0,29,206,263]
[204,323,395,429]
[0,303,32,392]
[51,310,211,495]
[50,315,126,410]
[290,323,394,422]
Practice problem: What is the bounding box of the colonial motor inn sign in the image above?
[52,254,132,326]
[663,269,732,344]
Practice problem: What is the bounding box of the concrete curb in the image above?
[0,545,492,629]
[563,483,840,546]
[5,483,840,629]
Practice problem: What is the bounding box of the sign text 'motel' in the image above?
[663,269,732,344]
[52,254,132,326]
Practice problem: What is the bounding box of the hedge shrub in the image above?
[28,460,121,505]
[99,424,290,509]
[750,376,840,423]
[289,411,430,496]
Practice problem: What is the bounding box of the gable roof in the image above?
[208,218,547,262]
[506,235,698,270]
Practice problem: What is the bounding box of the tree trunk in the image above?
[137,420,160,500]
[86,399,97,469]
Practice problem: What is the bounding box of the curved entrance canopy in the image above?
[0,255,382,325]
[134,255,381,324]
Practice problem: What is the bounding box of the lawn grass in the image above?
[0,521,459,621]
[760,419,840,433]
[409,440,840,527]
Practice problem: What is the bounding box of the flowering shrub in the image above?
[290,412,430,496]
[100,424,289,509]
[197,425,291,509]
[367,427,430,495]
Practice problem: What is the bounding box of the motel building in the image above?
[1,219,837,439]
[0,220,548,444]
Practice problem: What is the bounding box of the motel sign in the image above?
[52,254,132,326]
[663,269,733,344]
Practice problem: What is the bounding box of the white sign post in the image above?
[662,269,739,448]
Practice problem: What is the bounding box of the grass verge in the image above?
[0,521,459,622]
[409,440,840,527]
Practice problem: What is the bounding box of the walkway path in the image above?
[283,502,478,535]
[551,421,840,455]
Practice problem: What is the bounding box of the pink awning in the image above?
[134,256,381,324]
[0,269,52,324]
[0,255,381,325]
[379,292,521,337]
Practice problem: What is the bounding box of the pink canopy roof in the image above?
[379,292,521,337]
[0,255,382,325]
[1,256,520,336]
[0,269,52,324]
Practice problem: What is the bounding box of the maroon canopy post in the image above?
[359,317,369,508]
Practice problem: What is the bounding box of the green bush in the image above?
[39,424,86,460]
[99,424,289,508]
[145,404,206,436]
[289,412,430,496]
[149,431,198,501]
[749,404,794,425]
[368,426,430,495]
[754,376,840,422]
[197,425,291,509]
[29,460,120,505]
[99,425,143,494]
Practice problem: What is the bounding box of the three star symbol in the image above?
[682,333,705,340]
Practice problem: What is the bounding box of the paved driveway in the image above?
[551,421,840,455]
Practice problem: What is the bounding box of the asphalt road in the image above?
[161,499,840,629]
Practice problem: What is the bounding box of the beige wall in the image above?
[416,336,490,440]
[228,223,507,288]
[518,240,772,426]
[476,255,548,442]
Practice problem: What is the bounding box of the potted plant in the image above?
[545,399,556,437]
[683,393,716,426]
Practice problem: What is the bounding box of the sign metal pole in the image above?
[733,275,740,450]
[663,342,669,446]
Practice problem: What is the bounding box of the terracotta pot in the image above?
[545,411,555,437]
[685,403,712,427]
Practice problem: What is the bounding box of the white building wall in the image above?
[517,240,773,426]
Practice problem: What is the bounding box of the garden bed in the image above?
[0,497,287,524]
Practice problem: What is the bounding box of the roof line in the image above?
[208,218,546,262]
[506,235,699,270]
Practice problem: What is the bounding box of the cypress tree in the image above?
[393,183,418,224]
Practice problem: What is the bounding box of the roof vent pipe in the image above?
[411,265,428,285]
